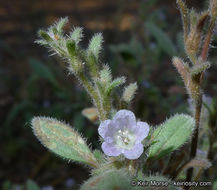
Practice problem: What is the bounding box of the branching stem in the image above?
[186,15,216,184]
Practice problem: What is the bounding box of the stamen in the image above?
[116,129,131,145]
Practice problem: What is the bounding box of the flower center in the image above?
[117,129,130,144]
[116,129,136,150]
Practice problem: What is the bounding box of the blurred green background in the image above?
[0,0,217,189]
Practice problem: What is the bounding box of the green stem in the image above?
[87,55,99,79]
[87,55,110,120]
[103,95,111,119]
[78,72,105,121]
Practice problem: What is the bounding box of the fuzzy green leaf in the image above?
[31,117,99,168]
[55,17,68,34]
[38,30,52,42]
[100,65,112,84]
[66,40,76,57]
[93,150,105,163]
[145,22,177,56]
[81,169,144,190]
[149,114,195,159]
[106,77,126,95]
[87,33,103,59]
[70,27,83,44]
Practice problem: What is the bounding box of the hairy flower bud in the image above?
[122,83,138,103]
[38,30,53,42]
[185,12,208,62]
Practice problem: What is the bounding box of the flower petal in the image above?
[113,110,137,130]
[102,142,121,157]
[136,122,150,143]
[122,143,144,160]
[98,120,111,138]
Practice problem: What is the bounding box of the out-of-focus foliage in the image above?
[2,180,40,190]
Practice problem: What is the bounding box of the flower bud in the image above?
[185,29,201,57]
[38,30,53,42]
[122,83,138,103]
[66,40,76,57]
[186,12,208,60]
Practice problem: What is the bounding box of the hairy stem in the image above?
[87,57,111,120]
[78,72,106,121]
[185,15,216,184]
[103,95,111,119]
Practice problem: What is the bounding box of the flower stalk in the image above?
[175,0,217,184]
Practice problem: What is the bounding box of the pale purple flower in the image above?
[98,110,150,160]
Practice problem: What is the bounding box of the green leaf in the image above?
[29,58,59,87]
[26,179,40,190]
[70,27,83,44]
[100,65,112,84]
[93,149,104,163]
[149,114,195,159]
[38,30,52,42]
[87,33,103,59]
[106,77,126,95]
[66,40,76,57]
[55,17,68,34]
[145,22,177,56]
[81,169,144,190]
[31,117,99,168]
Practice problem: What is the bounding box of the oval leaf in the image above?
[149,114,195,158]
[31,117,99,168]
[81,169,144,190]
